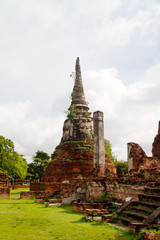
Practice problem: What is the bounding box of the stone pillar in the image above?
[93,111,105,174]
[127,143,134,172]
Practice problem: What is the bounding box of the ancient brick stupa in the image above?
[42,57,116,183]
[22,58,116,200]
[42,57,94,182]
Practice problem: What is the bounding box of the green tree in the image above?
[0,136,28,180]
[27,151,50,182]
[114,160,128,174]
[104,139,117,162]
[104,139,128,174]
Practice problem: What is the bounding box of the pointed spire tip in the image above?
[75,57,81,72]
[76,57,80,66]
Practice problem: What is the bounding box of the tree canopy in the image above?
[0,135,28,180]
[104,139,128,174]
[104,139,117,162]
[27,150,50,181]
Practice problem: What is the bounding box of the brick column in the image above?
[93,111,105,174]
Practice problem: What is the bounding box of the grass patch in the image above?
[0,189,134,240]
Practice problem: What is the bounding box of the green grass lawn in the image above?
[0,189,134,240]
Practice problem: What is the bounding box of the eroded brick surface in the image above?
[72,202,109,213]
[144,232,160,240]
[128,122,160,172]
[0,172,10,199]
[152,121,160,159]
[42,141,116,183]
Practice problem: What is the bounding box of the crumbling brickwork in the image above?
[128,122,160,172]
[127,142,147,171]
[152,121,160,159]
[42,141,94,182]
[0,172,10,199]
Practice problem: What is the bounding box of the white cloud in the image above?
[84,62,160,160]
[97,6,160,48]
[0,101,64,162]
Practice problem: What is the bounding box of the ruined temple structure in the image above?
[0,172,10,198]
[128,121,160,173]
[21,58,116,200]
[20,59,160,234]
[41,57,116,183]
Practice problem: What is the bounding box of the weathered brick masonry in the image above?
[21,58,116,200]
[0,172,10,198]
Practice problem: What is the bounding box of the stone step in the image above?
[85,208,108,216]
[124,211,148,221]
[102,214,113,223]
[136,201,160,209]
[144,187,160,196]
[47,198,62,203]
[113,199,160,234]
[139,194,160,203]
[129,222,149,235]
[155,182,160,187]
[115,217,139,225]
[47,202,62,207]
[130,206,152,215]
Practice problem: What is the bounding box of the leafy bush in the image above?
[65,104,76,119]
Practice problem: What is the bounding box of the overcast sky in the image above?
[0,0,160,162]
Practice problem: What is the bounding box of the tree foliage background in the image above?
[0,135,28,180]
[104,139,128,174]
[27,150,50,181]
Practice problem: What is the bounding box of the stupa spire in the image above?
[69,57,89,117]
[71,57,88,106]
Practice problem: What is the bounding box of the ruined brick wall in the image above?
[0,188,10,198]
[105,183,144,202]
[20,191,53,200]
[128,142,160,172]
[0,172,10,199]
[24,169,160,202]
[84,180,144,202]
[72,202,109,213]
[85,180,106,201]
[152,121,160,159]
[0,172,9,188]
[23,179,87,201]
[105,155,117,175]
[30,182,64,192]
[127,142,147,171]
[84,167,160,203]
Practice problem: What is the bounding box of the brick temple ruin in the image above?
[0,171,10,198]
[128,121,160,173]
[21,58,160,235]
[21,57,116,201]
